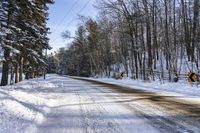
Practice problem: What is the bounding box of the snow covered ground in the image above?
[0,74,159,133]
[0,74,200,133]
[0,77,55,133]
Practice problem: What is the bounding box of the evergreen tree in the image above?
[0,0,54,86]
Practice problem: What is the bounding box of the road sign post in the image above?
[119,71,125,79]
[188,72,197,83]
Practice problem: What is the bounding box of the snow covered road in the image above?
[0,74,200,133]
[36,75,159,133]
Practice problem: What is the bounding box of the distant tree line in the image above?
[53,0,200,82]
[0,0,54,86]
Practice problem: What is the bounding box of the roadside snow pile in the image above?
[0,76,57,133]
[86,77,200,98]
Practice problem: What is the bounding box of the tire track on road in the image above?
[72,77,200,133]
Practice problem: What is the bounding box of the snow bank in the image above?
[93,78,200,97]
[73,76,200,99]
[0,76,57,133]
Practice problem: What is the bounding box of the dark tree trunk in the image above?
[1,49,10,86]
[15,63,19,83]
[19,57,23,82]
[10,66,14,85]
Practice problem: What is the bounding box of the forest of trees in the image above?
[0,0,54,86]
[52,0,200,82]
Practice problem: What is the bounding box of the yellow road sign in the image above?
[120,71,125,79]
[188,72,197,82]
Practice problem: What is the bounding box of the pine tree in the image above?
[0,0,54,85]
[0,0,19,86]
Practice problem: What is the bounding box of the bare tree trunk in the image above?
[181,0,192,61]
[143,0,153,72]
[192,0,199,68]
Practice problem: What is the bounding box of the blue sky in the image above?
[47,0,98,53]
